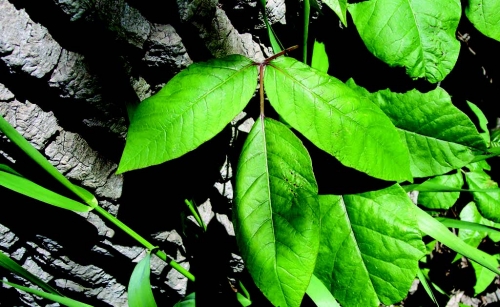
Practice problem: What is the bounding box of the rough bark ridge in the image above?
[0,0,284,305]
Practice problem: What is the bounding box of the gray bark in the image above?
[0,0,284,305]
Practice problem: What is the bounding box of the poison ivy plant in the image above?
[115,1,500,306]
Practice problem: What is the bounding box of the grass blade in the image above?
[1,280,92,307]
[258,0,283,54]
[0,170,91,212]
[413,206,500,275]
[436,217,500,237]
[417,268,439,306]
[0,251,60,295]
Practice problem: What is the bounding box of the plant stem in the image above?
[93,206,195,282]
[0,115,196,282]
[184,199,206,231]
[303,0,310,63]
[259,64,265,116]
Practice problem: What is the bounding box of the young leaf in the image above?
[465,0,500,42]
[264,57,411,182]
[348,81,487,177]
[413,206,500,275]
[118,55,258,173]
[0,251,61,295]
[128,252,157,307]
[348,0,461,83]
[315,185,425,307]
[418,171,463,210]
[465,170,500,223]
[322,0,347,27]
[0,280,92,307]
[234,117,320,307]
[0,170,91,212]
[306,274,340,307]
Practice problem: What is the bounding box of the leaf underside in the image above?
[349,0,461,83]
[315,185,425,307]
[118,55,258,173]
[235,117,320,307]
[264,57,411,182]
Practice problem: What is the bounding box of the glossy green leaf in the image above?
[470,255,499,295]
[413,206,500,275]
[0,171,91,212]
[264,57,411,182]
[466,0,500,42]
[0,280,92,307]
[234,117,320,307]
[0,251,60,295]
[0,115,97,207]
[322,0,347,26]
[315,185,425,307]
[306,274,340,307]
[467,101,490,145]
[416,269,439,307]
[418,171,463,210]
[348,0,461,83]
[311,40,329,73]
[118,55,258,173]
[465,169,500,223]
[173,293,195,307]
[348,81,487,177]
[128,253,157,307]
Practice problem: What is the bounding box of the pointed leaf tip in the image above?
[118,55,257,173]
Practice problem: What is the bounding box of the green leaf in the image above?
[234,117,320,307]
[128,253,157,307]
[118,55,258,173]
[322,0,347,26]
[418,171,463,210]
[458,202,488,249]
[264,57,411,182]
[467,101,490,145]
[348,81,487,177]
[0,171,91,212]
[315,185,425,307]
[0,164,22,176]
[0,115,97,207]
[0,280,93,307]
[0,251,60,295]
[412,206,500,275]
[348,0,461,83]
[466,0,500,42]
[173,293,195,307]
[465,169,500,223]
[306,275,340,307]
[470,256,499,295]
[311,40,329,73]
